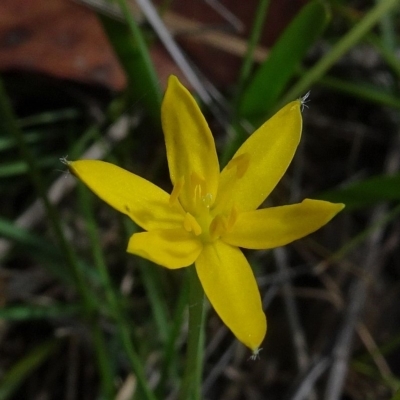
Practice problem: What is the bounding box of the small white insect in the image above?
[249,347,262,361]
[57,155,71,178]
[300,91,311,112]
[59,155,70,165]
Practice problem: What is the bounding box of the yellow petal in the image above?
[223,199,344,249]
[127,228,203,269]
[69,160,184,231]
[195,241,266,350]
[162,76,219,207]
[216,101,302,213]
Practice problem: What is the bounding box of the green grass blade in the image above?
[278,0,400,106]
[158,279,189,394]
[221,1,330,166]
[317,173,400,210]
[0,76,95,311]
[367,34,400,79]
[0,132,44,152]
[313,73,400,109]
[238,0,330,120]
[139,260,170,343]
[0,340,59,400]
[377,0,397,51]
[79,186,157,400]
[0,76,117,399]
[98,0,162,123]
[124,219,170,344]
[18,108,80,129]
[0,304,80,320]
[0,218,58,258]
[0,218,73,283]
[0,157,55,178]
[235,0,271,106]
[329,203,400,264]
[352,360,400,391]
[178,267,205,400]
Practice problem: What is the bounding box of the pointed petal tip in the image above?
[217,100,303,212]
[331,202,345,216]
[290,99,302,111]
[330,202,345,218]
[223,198,344,250]
[68,159,90,178]
[313,199,345,216]
[244,312,267,351]
[225,306,266,351]
[162,74,220,203]
[280,99,302,115]
[166,74,181,90]
[337,203,346,211]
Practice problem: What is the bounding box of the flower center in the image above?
[169,172,237,242]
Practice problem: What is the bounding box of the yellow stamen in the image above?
[226,205,238,231]
[209,215,226,240]
[183,212,202,236]
[169,177,184,206]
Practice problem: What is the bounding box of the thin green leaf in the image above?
[317,174,400,210]
[18,108,80,129]
[367,35,400,79]
[221,1,330,166]
[352,359,400,391]
[0,340,59,400]
[0,157,55,178]
[139,260,170,343]
[278,0,400,107]
[313,73,400,109]
[238,0,330,120]
[0,76,96,314]
[124,218,170,343]
[0,304,80,320]
[326,204,400,266]
[98,3,162,124]
[235,0,271,106]
[0,132,44,152]
[0,218,102,287]
[158,281,189,395]
[333,4,400,79]
[0,218,72,283]
[80,185,157,400]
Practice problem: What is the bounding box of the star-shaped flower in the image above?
[68,76,343,353]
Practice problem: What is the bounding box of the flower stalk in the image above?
[179,266,206,400]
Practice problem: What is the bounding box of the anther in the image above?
[183,212,202,236]
[169,177,184,207]
[209,215,227,240]
[226,206,238,231]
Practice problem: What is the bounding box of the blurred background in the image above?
[1,0,400,399]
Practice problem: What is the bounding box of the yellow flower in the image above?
[68,76,344,353]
